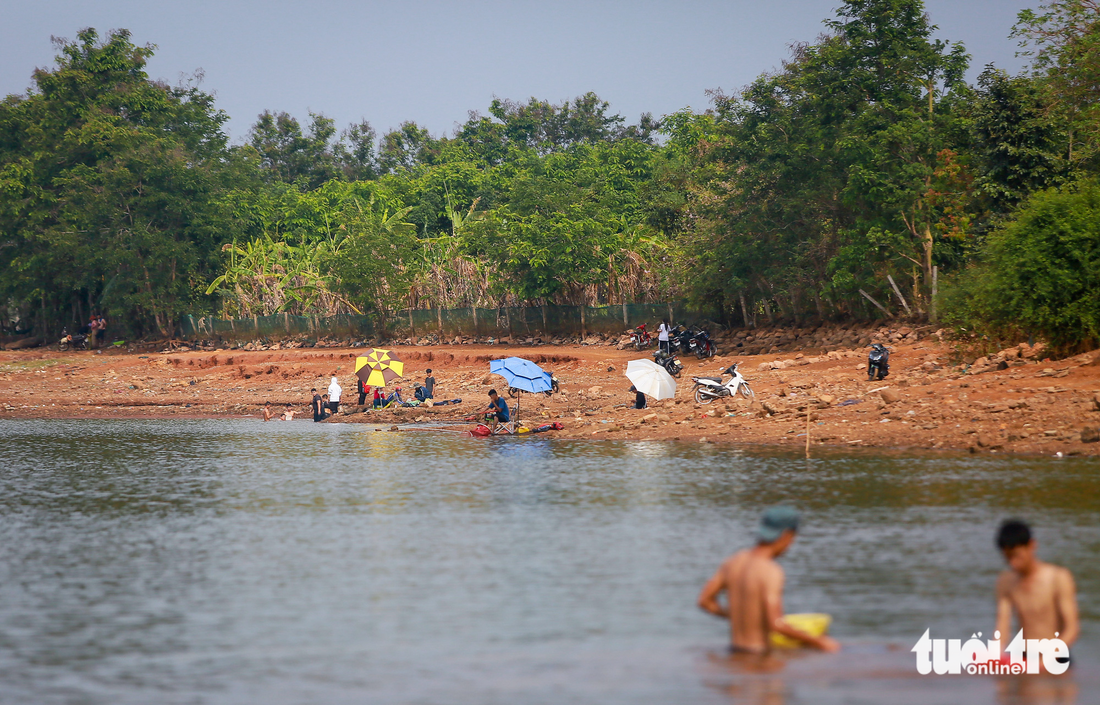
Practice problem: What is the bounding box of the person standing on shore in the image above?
[424,369,436,400]
[262,401,274,421]
[328,376,342,415]
[658,319,671,355]
[86,315,99,349]
[311,388,323,422]
[357,376,369,406]
[698,507,840,654]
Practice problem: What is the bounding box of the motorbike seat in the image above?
[695,376,722,383]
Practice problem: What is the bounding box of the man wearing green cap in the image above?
[698,506,840,653]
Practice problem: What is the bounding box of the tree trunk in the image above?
[739,292,752,329]
[922,225,934,299]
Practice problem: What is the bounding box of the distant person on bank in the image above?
[994,519,1079,666]
[262,401,274,421]
[357,377,369,406]
[658,318,671,354]
[485,389,510,423]
[384,387,404,407]
[698,507,840,654]
[328,376,342,414]
[311,388,324,422]
[424,368,436,399]
[373,386,383,408]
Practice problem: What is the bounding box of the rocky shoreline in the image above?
[2,332,1098,457]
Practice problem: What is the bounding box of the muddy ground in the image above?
[2,336,1099,456]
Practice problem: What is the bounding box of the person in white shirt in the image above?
[327,376,342,415]
[657,319,671,354]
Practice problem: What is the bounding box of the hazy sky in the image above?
[3,0,1037,143]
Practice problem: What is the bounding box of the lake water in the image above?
[0,419,1096,705]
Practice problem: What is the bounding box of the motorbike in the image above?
[867,343,890,380]
[630,323,653,350]
[692,364,754,404]
[668,324,693,354]
[509,371,561,398]
[652,348,683,378]
[688,326,716,359]
[58,328,88,352]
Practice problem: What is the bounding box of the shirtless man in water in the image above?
[995,519,1079,662]
[698,507,840,653]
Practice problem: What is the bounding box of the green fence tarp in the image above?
[181,302,714,341]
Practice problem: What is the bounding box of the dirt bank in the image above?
[2,336,1098,456]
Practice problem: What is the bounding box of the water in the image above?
[0,419,1096,705]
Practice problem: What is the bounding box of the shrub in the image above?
[942,179,1100,354]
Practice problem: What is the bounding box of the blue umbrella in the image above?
[490,357,552,394]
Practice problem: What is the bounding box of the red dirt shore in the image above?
[2,339,1099,456]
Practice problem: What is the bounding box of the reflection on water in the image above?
[0,419,1096,705]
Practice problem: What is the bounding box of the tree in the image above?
[967,67,1069,213]
[249,110,341,189]
[1013,0,1100,170]
[683,0,971,322]
[377,121,436,174]
[942,178,1100,352]
[0,28,242,337]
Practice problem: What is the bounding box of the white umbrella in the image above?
[624,359,677,400]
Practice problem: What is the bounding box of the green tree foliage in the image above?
[7,3,1100,352]
[0,28,243,337]
[683,0,972,325]
[968,67,1070,213]
[942,179,1100,352]
[1014,0,1100,169]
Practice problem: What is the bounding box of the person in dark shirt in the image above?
[486,389,510,423]
[424,369,436,399]
[357,377,369,405]
[311,388,323,422]
[630,384,647,409]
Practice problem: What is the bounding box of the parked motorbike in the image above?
[668,324,693,354]
[692,364,754,404]
[58,328,88,352]
[509,371,561,398]
[868,343,890,380]
[630,323,653,350]
[688,326,716,359]
[653,348,683,378]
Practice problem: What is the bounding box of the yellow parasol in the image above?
[355,348,405,387]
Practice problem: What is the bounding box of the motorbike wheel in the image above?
[634,340,645,351]
[707,346,715,358]
[694,388,715,405]
[739,383,754,400]
[672,367,682,379]
[867,369,875,381]
[59,342,70,352]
